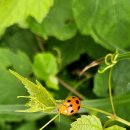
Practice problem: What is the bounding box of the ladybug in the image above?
[58,96,80,116]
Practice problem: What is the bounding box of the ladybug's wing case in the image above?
[58,96,80,116]
[65,96,80,115]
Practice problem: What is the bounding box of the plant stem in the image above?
[115,116,130,126]
[68,77,90,96]
[82,105,130,127]
[79,58,104,76]
[58,78,86,100]
[39,114,59,130]
[118,52,130,61]
[81,105,112,116]
[35,35,45,52]
[103,118,114,128]
[109,68,116,115]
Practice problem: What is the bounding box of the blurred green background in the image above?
[0,0,130,130]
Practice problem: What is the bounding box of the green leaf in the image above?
[1,26,39,58]
[93,60,130,121]
[0,111,44,122]
[0,0,53,34]
[104,125,126,130]
[112,60,130,95]
[54,115,73,130]
[28,0,76,40]
[94,60,130,97]
[33,52,59,90]
[70,115,102,130]
[93,66,109,97]
[0,48,32,104]
[9,70,56,113]
[16,122,37,130]
[46,35,109,69]
[72,0,130,50]
[81,93,130,113]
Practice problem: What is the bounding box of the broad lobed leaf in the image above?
[104,125,126,130]
[0,48,32,104]
[28,0,76,40]
[70,115,102,130]
[72,0,130,50]
[0,0,53,34]
[70,115,126,130]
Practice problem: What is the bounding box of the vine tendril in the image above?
[98,50,119,73]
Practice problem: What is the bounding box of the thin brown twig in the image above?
[35,35,45,52]
[58,78,86,100]
[79,58,104,76]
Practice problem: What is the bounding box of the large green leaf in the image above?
[94,60,130,97]
[72,0,130,50]
[28,0,76,40]
[93,67,109,97]
[112,60,130,95]
[0,48,41,123]
[81,93,130,111]
[0,0,53,34]
[1,26,39,58]
[104,125,126,130]
[0,112,44,130]
[93,60,130,121]
[70,115,102,130]
[46,35,109,69]
[16,122,37,130]
[0,48,32,104]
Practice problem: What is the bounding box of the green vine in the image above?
[82,50,130,128]
[98,50,119,73]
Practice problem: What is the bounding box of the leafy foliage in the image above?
[0,48,32,104]
[70,115,126,130]
[104,125,126,130]
[9,70,56,113]
[28,0,76,40]
[0,0,130,130]
[72,0,130,50]
[0,0,53,34]
[70,115,102,130]
[94,60,130,97]
[33,52,59,90]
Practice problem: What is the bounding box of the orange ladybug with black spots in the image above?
[58,96,80,116]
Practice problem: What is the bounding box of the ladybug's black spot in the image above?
[69,104,72,107]
[76,100,79,104]
[72,96,75,98]
[78,106,80,110]
[70,110,74,113]
[67,100,71,102]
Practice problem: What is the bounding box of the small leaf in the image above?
[104,125,126,130]
[70,115,102,130]
[33,53,58,78]
[9,70,56,113]
[33,52,59,90]
[46,75,59,90]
